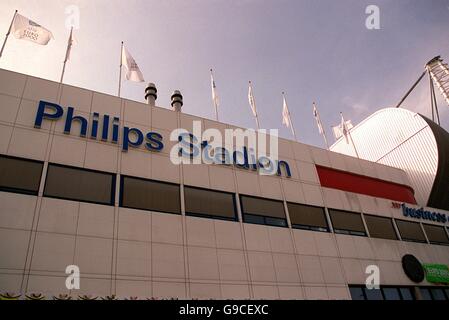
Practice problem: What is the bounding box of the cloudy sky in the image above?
[0,0,448,147]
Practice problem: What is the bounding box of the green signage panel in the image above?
[423,264,449,284]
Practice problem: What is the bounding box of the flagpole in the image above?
[341,112,360,158]
[118,41,124,97]
[313,102,330,149]
[282,92,298,141]
[323,132,330,150]
[0,10,18,59]
[255,113,260,130]
[210,69,219,121]
[60,27,73,84]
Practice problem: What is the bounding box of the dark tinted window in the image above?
[328,209,366,236]
[349,287,365,300]
[430,289,446,300]
[287,203,329,232]
[0,156,43,195]
[422,224,449,245]
[399,287,415,300]
[120,176,180,214]
[350,286,418,300]
[365,288,383,300]
[395,220,427,243]
[364,215,398,240]
[419,288,432,300]
[382,288,400,300]
[184,186,236,220]
[44,164,115,205]
[240,195,287,227]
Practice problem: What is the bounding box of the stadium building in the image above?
[0,68,448,300]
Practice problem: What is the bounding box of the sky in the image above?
[0,0,449,148]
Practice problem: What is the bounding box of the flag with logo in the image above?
[12,13,53,45]
[313,103,325,135]
[248,81,257,117]
[121,46,145,82]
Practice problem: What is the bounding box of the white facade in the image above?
[0,68,448,300]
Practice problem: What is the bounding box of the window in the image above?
[419,287,449,300]
[364,288,383,300]
[430,288,447,300]
[44,164,115,205]
[399,287,415,300]
[349,286,365,300]
[328,209,366,236]
[349,285,417,300]
[184,186,237,221]
[364,215,398,240]
[419,288,432,300]
[382,288,401,300]
[395,220,427,243]
[287,203,329,232]
[0,155,43,195]
[422,224,449,245]
[120,176,180,214]
[240,195,287,227]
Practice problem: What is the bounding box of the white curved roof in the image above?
[330,108,438,206]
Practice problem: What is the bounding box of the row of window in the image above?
[349,285,449,300]
[1,155,449,246]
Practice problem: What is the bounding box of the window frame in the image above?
[184,185,238,221]
[328,209,367,237]
[44,163,116,206]
[422,223,449,246]
[119,175,181,215]
[394,219,428,244]
[364,214,399,240]
[287,202,330,233]
[240,194,287,228]
[0,154,44,196]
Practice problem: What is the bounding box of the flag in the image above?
[121,46,145,82]
[282,93,297,140]
[313,103,325,135]
[248,81,257,117]
[313,102,330,149]
[64,28,76,62]
[282,96,291,128]
[12,13,53,45]
[332,113,353,142]
[210,69,219,118]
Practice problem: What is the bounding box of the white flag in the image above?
[313,103,325,135]
[248,81,257,117]
[332,113,353,142]
[64,28,76,62]
[121,46,145,82]
[282,96,291,128]
[210,70,219,115]
[12,13,53,45]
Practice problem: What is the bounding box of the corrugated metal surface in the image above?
[330,108,438,206]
